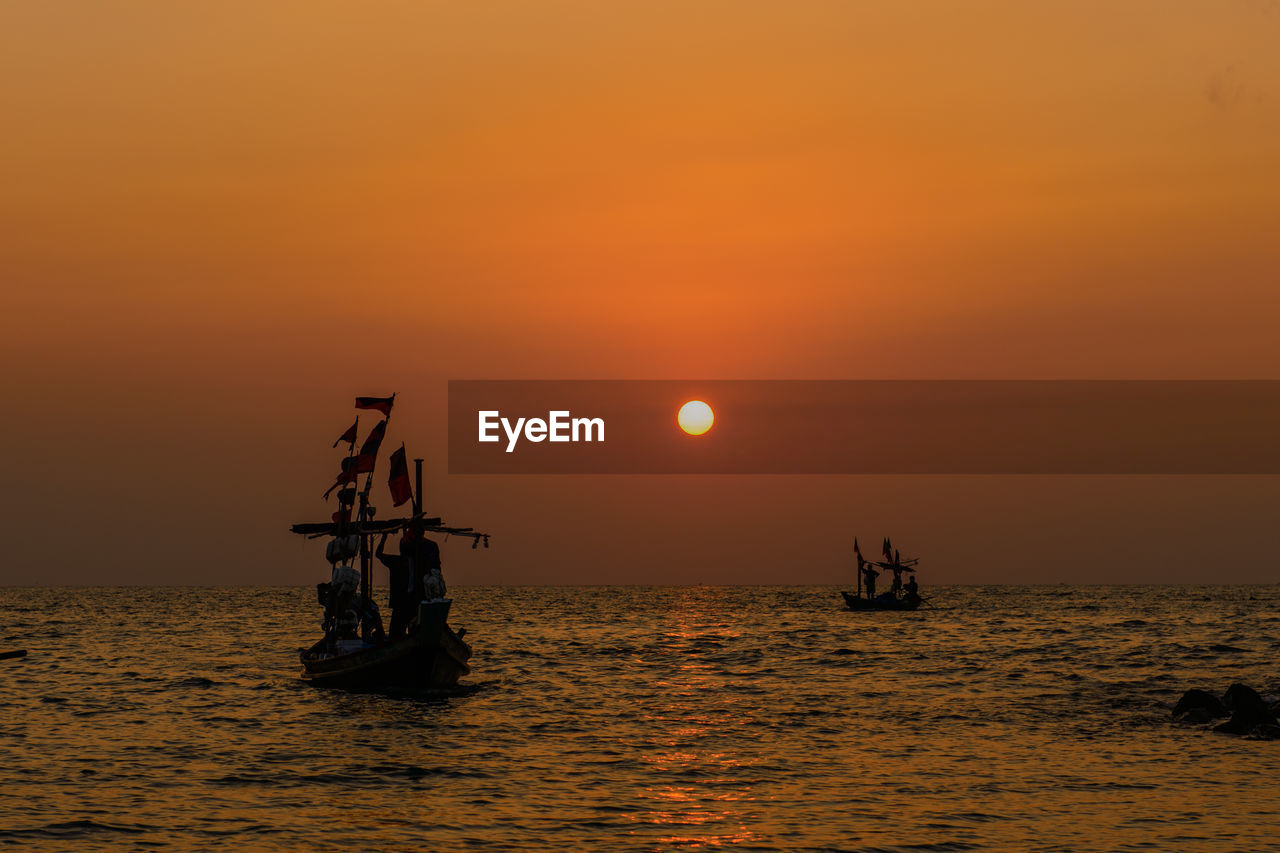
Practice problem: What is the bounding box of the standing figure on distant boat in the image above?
[376,531,416,639]
[863,564,880,600]
[905,574,919,598]
[853,537,866,599]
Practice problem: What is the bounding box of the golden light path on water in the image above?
[2,584,1280,850]
[635,613,764,849]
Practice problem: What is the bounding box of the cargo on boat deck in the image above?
[291,393,491,690]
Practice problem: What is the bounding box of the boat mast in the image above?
[414,457,423,517]
[337,417,358,540]
[355,405,393,642]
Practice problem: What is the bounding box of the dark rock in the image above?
[1211,684,1279,736]
[1223,684,1275,726]
[1214,717,1251,735]
[1172,688,1228,721]
[1178,707,1221,725]
[1248,724,1280,741]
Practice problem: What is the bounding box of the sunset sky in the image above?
[2,2,1278,584]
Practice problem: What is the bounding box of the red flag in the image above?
[882,537,893,562]
[355,394,396,417]
[323,454,376,498]
[359,420,387,458]
[343,454,376,476]
[332,419,358,448]
[323,468,357,499]
[387,445,413,507]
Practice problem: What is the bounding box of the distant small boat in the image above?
[842,535,924,613]
[841,591,921,611]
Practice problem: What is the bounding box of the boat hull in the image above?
[841,590,921,611]
[300,599,471,690]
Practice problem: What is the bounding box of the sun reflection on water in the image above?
[624,593,773,849]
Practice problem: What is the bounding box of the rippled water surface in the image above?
[2,585,1279,851]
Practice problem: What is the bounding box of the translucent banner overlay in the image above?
[448,380,1280,474]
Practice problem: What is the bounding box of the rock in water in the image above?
[1224,683,1273,722]
[1214,684,1278,736]
[1172,688,1228,722]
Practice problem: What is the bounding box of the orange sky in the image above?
[2,2,1278,584]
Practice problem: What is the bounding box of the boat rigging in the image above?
[289,393,490,689]
[842,536,923,612]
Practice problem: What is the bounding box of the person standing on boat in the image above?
[905,575,919,599]
[863,564,879,600]
[376,531,415,639]
[404,522,446,601]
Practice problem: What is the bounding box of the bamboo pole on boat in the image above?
[357,400,393,642]
[291,517,444,536]
[853,536,863,599]
[337,416,358,540]
[330,417,359,641]
[414,457,423,518]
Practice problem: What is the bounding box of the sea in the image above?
[1,585,1278,852]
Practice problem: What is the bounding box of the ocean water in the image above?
[1,585,1278,852]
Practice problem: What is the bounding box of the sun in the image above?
[677,400,714,436]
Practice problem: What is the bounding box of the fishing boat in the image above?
[841,536,923,612]
[290,394,489,691]
[841,590,921,611]
[297,599,472,690]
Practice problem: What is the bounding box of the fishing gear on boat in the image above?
[290,394,491,689]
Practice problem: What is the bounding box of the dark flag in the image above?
[882,537,893,562]
[323,454,376,498]
[388,445,413,507]
[332,419,358,448]
[359,420,387,458]
[323,468,356,499]
[854,536,864,568]
[355,394,396,417]
[343,453,376,476]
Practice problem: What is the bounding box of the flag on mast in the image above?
[358,420,388,458]
[883,537,893,562]
[323,454,376,498]
[332,419,358,448]
[388,444,413,507]
[355,394,396,417]
[323,469,356,499]
[854,536,864,568]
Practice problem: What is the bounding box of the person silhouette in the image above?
[376,531,415,639]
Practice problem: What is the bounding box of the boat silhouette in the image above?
[291,395,489,690]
